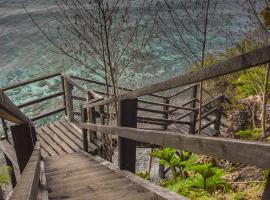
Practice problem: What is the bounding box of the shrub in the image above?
[234,128,261,141]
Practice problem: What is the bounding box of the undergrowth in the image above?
[142,148,266,200]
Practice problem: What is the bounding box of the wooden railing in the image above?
[9,142,41,200]
[0,73,65,197]
[1,42,269,199]
[0,89,31,124]
[80,44,270,200]
[1,73,65,123]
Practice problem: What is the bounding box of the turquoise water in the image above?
[0,0,249,105]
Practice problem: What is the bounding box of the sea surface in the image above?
[0,0,250,86]
[0,0,251,121]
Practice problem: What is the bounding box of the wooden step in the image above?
[48,169,116,189]
[44,151,185,200]
[46,164,103,178]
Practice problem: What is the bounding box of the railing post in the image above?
[118,98,137,173]
[63,78,74,122]
[61,75,67,116]
[189,84,198,134]
[99,105,106,158]
[214,95,224,132]
[10,124,35,173]
[87,92,97,143]
[81,106,88,152]
[159,97,170,179]
[163,98,170,130]
[88,107,96,143]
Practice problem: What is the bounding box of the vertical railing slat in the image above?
[118,99,137,173]
[63,79,74,122]
[81,106,88,152]
[189,85,198,134]
[214,95,225,132]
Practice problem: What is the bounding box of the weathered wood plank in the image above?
[53,121,82,149]
[11,124,35,173]
[41,126,74,154]
[10,142,41,200]
[49,123,79,152]
[139,99,195,111]
[38,161,49,200]
[36,135,57,157]
[138,107,168,115]
[0,90,31,124]
[60,120,83,141]
[81,151,187,200]
[118,99,137,173]
[80,122,270,168]
[138,116,190,125]
[36,129,65,155]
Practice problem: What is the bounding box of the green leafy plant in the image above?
[232,67,270,99]
[152,148,230,199]
[235,128,261,141]
[150,148,191,181]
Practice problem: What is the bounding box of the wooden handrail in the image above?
[176,111,194,121]
[80,122,270,168]
[62,74,103,99]
[138,99,196,111]
[169,84,199,99]
[70,75,166,99]
[169,98,197,113]
[200,94,225,110]
[17,91,64,109]
[10,142,41,200]
[0,90,31,124]
[138,107,168,114]
[138,116,191,125]
[31,107,65,121]
[83,44,270,108]
[3,73,60,92]
[195,119,216,133]
[195,108,217,122]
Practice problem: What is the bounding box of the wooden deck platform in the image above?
[42,152,186,200]
[36,120,86,158]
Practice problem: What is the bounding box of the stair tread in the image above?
[44,152,162,200]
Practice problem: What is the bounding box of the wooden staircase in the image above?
[43,152,184,200]
[4,45,270,199]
